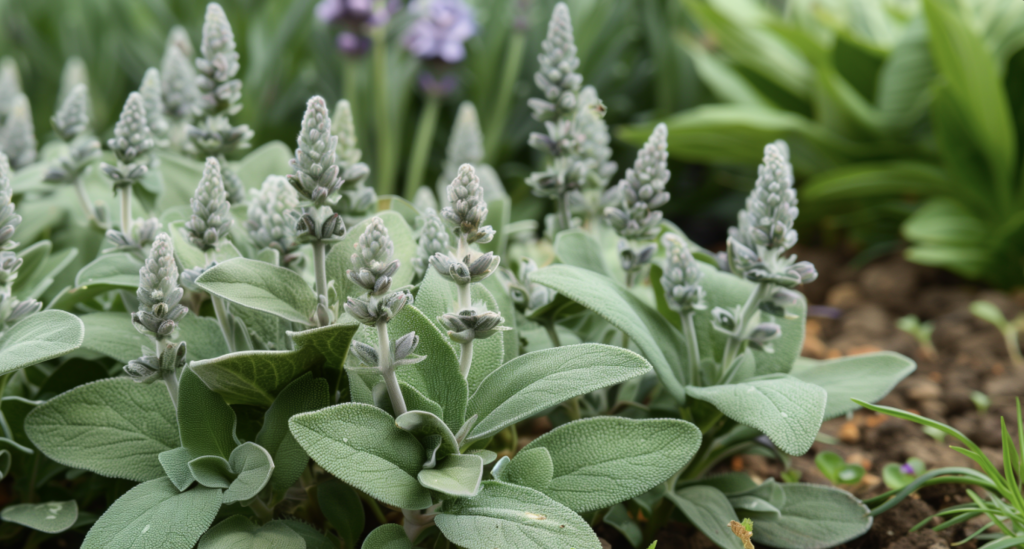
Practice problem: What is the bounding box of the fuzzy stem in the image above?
[681,312,701,387]
[73,177,101,227]
[459,341,474,379]
[719,282,770,382]
[555,193,571,232]
[457,283,472,312]
[206,251,236,353]
[313,240,329,327]
[247,496,273,522]
[404,93,441,200]
[162,369,179,410]
[485,30,527,163]
[543,319,561,347]
[371,27,395,197]
[403,508,436,542]
[119,185,132,234]
[377,320,407,416]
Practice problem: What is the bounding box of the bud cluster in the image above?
[184,157,233,251]
[413,208,449,281]
[107,217,163,254]
[139,68,170,146]
[527,2,582,123]
[350,332,424,370]
[132,233,188,341]
[0,93,37,169]
[247,176,301,265]
[660,234,705,314]
[45,85,102,185]
[344,217,411,326]
[161,26,199,122]
[101,92,153,188]
[0,152,40,327]
[605,123,670,240]
[0,57,21,121]
[502,258,556,314]
[289,96,344,207]
[439,307,507,345]
[440,164,494,246]
[331,100,375,218]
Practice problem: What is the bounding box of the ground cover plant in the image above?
[0,1,954,548]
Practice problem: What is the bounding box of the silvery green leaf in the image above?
[397,381,444,419]
[530,265,690,401]
[729,495,782,520]
[749,484,872,549]
[553,229,609,276]
[24,378,177,482]
[791,352,916,419]
[316,480,364,549]
[178,365,240,460]
[189,454,233,489]
[198,515,305,549]
[481,272,519,360]
[0,500,77,534]
[667,485,743,549]
[362,524,414,549]
[499,447,553,492]
[191,322,357,406]
[603,503,643,549]
[82,477,221,549]
[273,520,333,549]
[289,403,432,510]
[516,417,701,513]
[256,373,329,492]
[196,257,318,326]
[159,446,195,492]
[687,374,826,456]
[79,312,151,364]
[50,252,141,310]
[326,211,416,303]
[222,442,274,504]
[395,410,459,463]
[435,481,602,549]
[466,344,651,441]
[418,454,484,498]
[0,310,83,375]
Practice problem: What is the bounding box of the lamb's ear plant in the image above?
[160,25,199,150]
[44,83,104,228]
[970,299,1024,371]
[101,91,158,256]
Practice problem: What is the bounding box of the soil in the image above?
[607,248,1024,548]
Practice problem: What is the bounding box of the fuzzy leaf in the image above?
[189,455,233,489]
[518,417,701,512]
[289,403,432,510]
[177,314,231,360]
[530,265,689,401]
[1,500,77,534]
[160,447,196,492]
[435,481,602,549]
[419,454,484,498]
[317,480,365,549]
[178,366,239,460]
[0,310,84,374]
[326,211,416,302]
[466,344,651,441]
[500,447,553,492]
[198,515,305,549]
[196,258,318,326]
[79,312,151,363]
[668,485,743,549]
[82,477,222,549]
[24,378,177,482]
[191,322,357,406]
[481,270,519,360]
[256,373,329,492]
[362,524,414,549]
[223,442,275,504]
[791,352,916,419]
[750,484,872,549]
[273,520,333,549]
[687,375,826,456]
[554,229,609,276]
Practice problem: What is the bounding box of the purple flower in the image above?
[337,31,372,55]
[402,0,476,64]
[315,0,374,24]
[899,462,915,475]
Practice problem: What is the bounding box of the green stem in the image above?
[162,369,179,411]
[119,185,132,235]
[1005,327,1024,372]
[719,282,770,383]
[554,193,571,232]
[312,241,329,327]
[485,31,527,162]
[681,312,700,387]
[247,496,273,522]
[206,251,236,353]
[404,94,441,200]
[459,341,474,379]
[377,320,407,416]
[457,283,472,312]
[359,491,388,525]
[543,320,561,348]
[403,508,436,542]
[371,27,395,197]
[73,177,101,227]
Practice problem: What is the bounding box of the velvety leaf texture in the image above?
[418,453,484,497]
[1,500,78,534]
[24,378,178,482]
[518,417,702,512]
[362,523,414,549]
[751,483,873,549]
[198,515,306,549]
[0,310,84,374]
[196,257,319,325]
[317,480,365,549]
[325,211,416,302]
[791,352,916,419]
[177,366,240,460]
[668,485,743,549]
[79,312,151,364]
[256,373,329,492]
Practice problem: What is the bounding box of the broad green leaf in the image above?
[530,265,689,401]
[1,500,77,534]
[82,477,222,549]
[223,442,275,504]
[16,246,77,301]
[177,314,230,361]
[0,310,84,374]
[791,352,916,419]
[399,381,444,419]
[256,373,329,492]
[668,485,742,549]
[801,161,952,203]
[554,229,609,276]
[155,151,205,211]
[289,403,432,510]
[50,253,142,310]
[196,258,318,326]
[178,366,239,460]
[466,344,651,441]
[729,495,782,520]
[693,263,806,376]
[191,322,357,406]
[876,21,934,128]
[11,241,51,293]
[519,417,701,513]
[189,455,233,489]
[418,454,484,497]
[79,312,150,364]
[25,378,177,482]
[413,268,504,394]
[198,515,305,549]
[235,141,293,190]
[481,271,518,360]
[317,479,365,549]
[395,410,459,461]
[362,524,414,549]
[273,520,334,549]
[326,212,416,303]
[603,503,643,549]
[750,484,872,549]
[687,375,826,456]
[501,447,553,492]
[435,481,602,549]
[159,447,195,492]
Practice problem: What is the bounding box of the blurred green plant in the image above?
[971,299,1024,372]
[815,451,866,486]
[620,0,1024,287]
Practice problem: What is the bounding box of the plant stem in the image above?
[247,496,273,522]
[681,312,700,387]
[719,282,770,382]
[377,320,407,416]
[119,185,132,235]
[554,193,571,232]
[1004,327,1024,372]
[359,491,388,525]
[206,251,236,353]
[403,508,436,542]
[485,31,527,163]
[459,341,474,379]
[543,320,561,347]
[404,93,441,201]
[312,241,329,327]
[371,27,395,197]
[73,177,101,227]
[162,369,179,411]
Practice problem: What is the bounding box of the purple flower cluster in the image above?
[402,0,476,64]
[315,0,399,55]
